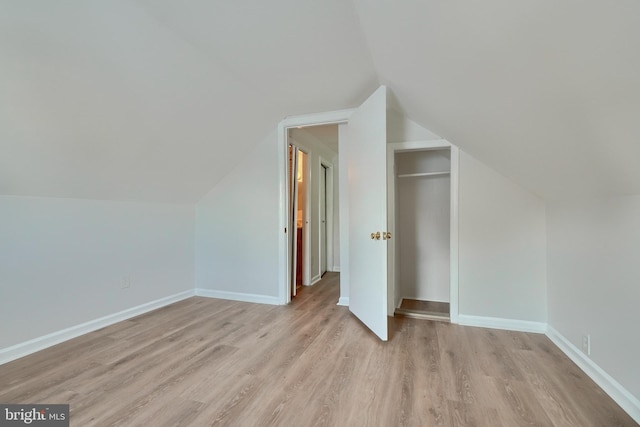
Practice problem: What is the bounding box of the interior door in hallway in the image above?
[320,164,327,276]
[288,145,300,297]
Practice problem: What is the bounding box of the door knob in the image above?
[383,231,392,240]
[370,231,381,240]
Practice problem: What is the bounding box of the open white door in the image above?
[346,86,388,341]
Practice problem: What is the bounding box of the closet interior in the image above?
[393,148,451,321]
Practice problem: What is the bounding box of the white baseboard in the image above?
[331,266,340,273]
[546,326,640,424]
[195,288,281,305]
[0,290,195,366]
[337,296,349,306]
[457,317,639,422]
[458,314,547,333]
[309,275,322,286]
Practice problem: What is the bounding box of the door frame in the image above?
[278,109,354,305]
[288,144,311,291]
[387,140,460,324]
[319,158,334,276]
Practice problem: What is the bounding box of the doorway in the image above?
[286,125,339,300]
[278,110,352,306]
[387,140,460,323]
[288,145,309,297]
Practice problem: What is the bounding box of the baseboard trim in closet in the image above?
[394,308,450,322]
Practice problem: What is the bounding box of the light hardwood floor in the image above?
[0,273,636,426]
[399,299,450,315]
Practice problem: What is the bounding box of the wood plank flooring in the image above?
[0,272,636,426]
[400,299,450,314]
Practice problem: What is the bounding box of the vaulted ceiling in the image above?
[2,1,638,203]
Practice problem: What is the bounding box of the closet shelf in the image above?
[397,171,450,178]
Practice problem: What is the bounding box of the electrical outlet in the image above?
[582,334,591,356]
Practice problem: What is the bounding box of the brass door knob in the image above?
[383,231,392,240]
[371,231,381,240]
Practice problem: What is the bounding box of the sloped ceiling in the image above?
[353,0,640,200]
[2,1,638,203]
[0,1,376,203]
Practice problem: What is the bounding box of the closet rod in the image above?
[397,171,450,178]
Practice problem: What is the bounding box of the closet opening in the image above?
[391,147,452,321]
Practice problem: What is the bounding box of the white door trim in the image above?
[278,109,354,304]
[300,148,311,287]
[319,158,334,276]
[387,140,460,324]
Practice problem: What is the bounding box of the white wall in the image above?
[0,196,195,350]
[387,108,440,143]
[458,151,547,322]
[547,195,640,401]
[331,157,341,272]
[195,131,281,300]
[193,111,549,328]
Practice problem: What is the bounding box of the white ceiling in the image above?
[295,125,339,154]
[1,1,638,203]
[354,0,640,200]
